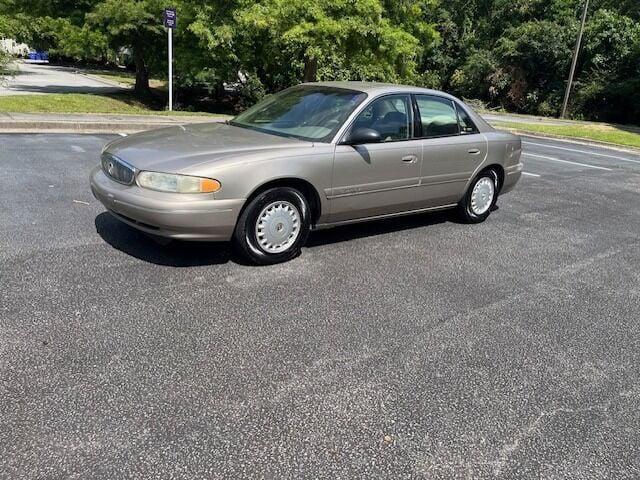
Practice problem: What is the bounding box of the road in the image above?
[1,134,639,479]
[0,62,125,96]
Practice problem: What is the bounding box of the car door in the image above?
[328,94,422,223]
[414,95,488,207]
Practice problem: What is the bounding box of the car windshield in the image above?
[230,86,367,142]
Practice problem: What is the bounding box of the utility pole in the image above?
[561,0,589,119]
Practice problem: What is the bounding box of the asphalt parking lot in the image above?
[1,133,639,479]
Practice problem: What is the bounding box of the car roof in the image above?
[297,81,494,135]
[299,81,454,98]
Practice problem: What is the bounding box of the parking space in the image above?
[1,134,639,478]
[520,136,640,176]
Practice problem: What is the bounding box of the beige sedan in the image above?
[90,82,522,264]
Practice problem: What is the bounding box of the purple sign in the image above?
[163,8,176,29]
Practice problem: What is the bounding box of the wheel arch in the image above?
[479,164,505,192]
[241,177,323,225]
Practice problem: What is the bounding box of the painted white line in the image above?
[70,145,85,153]
[514,132,640,157]
[523,141,640,164]
[118,133,128,137]
[522,172,541,177]
[523,153,612,171]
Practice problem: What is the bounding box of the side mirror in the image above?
[344,128,382,145]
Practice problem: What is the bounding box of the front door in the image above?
[329,94,422,222]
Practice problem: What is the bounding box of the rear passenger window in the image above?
[415,95,459,138]
[456,104,479,134]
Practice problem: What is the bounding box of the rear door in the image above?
[329,94,422,222]
[414,95,488,207]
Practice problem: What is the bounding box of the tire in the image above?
[233,187,311,265]
[456,170,499,224]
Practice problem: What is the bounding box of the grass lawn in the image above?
[493,121,640,149]
[0,93,229,116]
[86,69,166,90]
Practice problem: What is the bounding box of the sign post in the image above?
[163,8,177,111]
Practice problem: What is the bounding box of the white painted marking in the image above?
[70,145,85,153]
[522,172,541,177]
[73,199,90,206]
[523,153,612,171]
[118,133,128,137]
[523,141,640,164]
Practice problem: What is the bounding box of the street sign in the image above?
[164,8,176,111]
[163,8,176,29]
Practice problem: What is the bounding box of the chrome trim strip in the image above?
[327,181,420,199]
[419,177,469,187]
[327,175,470,199]
[313,203,457,230]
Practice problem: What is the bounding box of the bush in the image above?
[235,73,267,112]
[573,78,640,125]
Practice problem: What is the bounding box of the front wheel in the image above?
[456,170,498,223]
[233,187,311,265]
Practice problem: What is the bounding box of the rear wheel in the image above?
[233,187,311,265]
[456,170,498,223]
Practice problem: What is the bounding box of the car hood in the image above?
[104,122,313,172]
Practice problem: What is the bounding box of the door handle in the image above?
[402,154,418,163]
[468,148,481,155]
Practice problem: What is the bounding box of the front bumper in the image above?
[90,166,244,241]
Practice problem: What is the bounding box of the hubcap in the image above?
[255,201,301,254]
[470,177,495,215]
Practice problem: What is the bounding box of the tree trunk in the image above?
[133,46,150,93]
[303,56,318,83]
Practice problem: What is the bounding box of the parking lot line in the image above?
[523,141,640,164]
[522,153,612,171]
[522,172,541,177]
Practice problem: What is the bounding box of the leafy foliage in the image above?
[0,0,638,123]
[424,0,640,123]
[187,0,435,92]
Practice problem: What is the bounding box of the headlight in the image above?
[137,171,221,194]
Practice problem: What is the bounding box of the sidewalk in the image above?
[0,61,127,97]
[0,111,226,133]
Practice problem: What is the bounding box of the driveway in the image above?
[0,62,126,96]
[1,134,639,478]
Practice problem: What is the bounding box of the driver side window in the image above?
[352,95,411,142]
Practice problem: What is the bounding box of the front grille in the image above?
[101,153,135,185]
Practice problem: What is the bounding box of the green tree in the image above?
[572,9,640,122]
[87,0,169,92]
[188,0,437,95]
[1,0,639,123]
[493,20,575,114]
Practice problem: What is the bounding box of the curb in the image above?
[0,118,226,134]
[495,127,640,156]
[2,118,639,156]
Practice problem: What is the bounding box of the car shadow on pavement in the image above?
[95,212,232,267]
[96,208,465,265]
[306,210,452,247]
